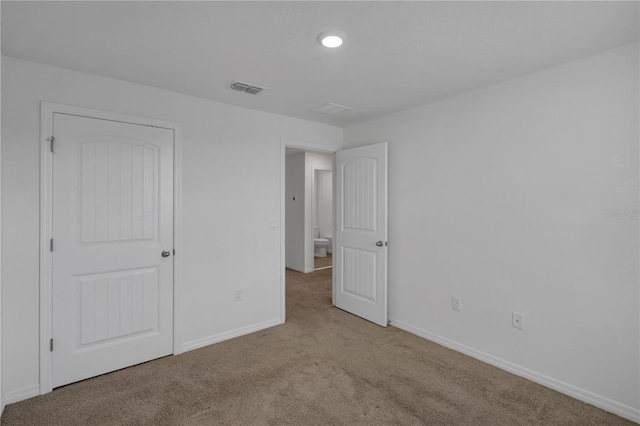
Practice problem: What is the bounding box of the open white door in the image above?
[335,143,388,327]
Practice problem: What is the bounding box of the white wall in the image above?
[1,56,342,401]
[285,152,306,272]
[344,43,639,421]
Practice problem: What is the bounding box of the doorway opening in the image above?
[280,140,338,323]
[280,139,388,327]
[284,147,335,273]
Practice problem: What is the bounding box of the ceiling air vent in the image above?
[315,103,351,114]
[230,81,265,95]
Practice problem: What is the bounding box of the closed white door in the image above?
[52,113,174,388]
[335,143,388,327]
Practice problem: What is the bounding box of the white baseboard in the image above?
[1,320,283,409]
[3,384,40,406]
[388,318,640,424]
[180,318,283,353]
[285,263,305,273]
[285,264,315,274]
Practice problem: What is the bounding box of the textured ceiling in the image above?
[2,1,638,127]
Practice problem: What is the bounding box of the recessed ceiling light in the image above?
[317,30,346,48]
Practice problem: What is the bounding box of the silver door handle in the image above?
[161,250,171,257]
[376,241,384,247]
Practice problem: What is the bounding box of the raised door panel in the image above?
[342,157,377,233]
[341,247,377,302]
[77,267,159,347]
[79,139,158,244]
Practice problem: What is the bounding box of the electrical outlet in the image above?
[234,289,243,302]
[452,296,461,312]
[512,312,524,330]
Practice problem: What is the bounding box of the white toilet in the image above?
[313,226,329,257]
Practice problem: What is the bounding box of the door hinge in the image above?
[47,136,55,153]
[49,338,53,352]
[50,238,54,252]
[173,249,176,256]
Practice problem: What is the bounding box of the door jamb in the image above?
[39,102,183,394]
[280,139,338,324]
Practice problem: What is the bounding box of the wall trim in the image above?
[39,102,184,394]
[388,317,640,424]
[285,264,305,273]
[1,392,5,416]
[180,318,283,353]
[3,384,40,406]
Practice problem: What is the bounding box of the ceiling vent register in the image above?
[315,103,351,114]
[230,81,265,95]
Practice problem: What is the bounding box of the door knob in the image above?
[376,241,384,247]
[161,250,171,258]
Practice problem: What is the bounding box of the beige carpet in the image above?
[1,269,633,425]
[314,253,332,270]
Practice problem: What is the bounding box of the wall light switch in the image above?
[268,218,279,230]
[234,289,243,302]
[452,296,461,312]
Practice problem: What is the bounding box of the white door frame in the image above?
[39,102,183,394]
[280,139,337,323]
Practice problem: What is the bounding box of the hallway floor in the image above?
[314,252,332,270]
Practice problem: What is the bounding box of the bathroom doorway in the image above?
[284,146,334,273]
[313,168,333,271]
